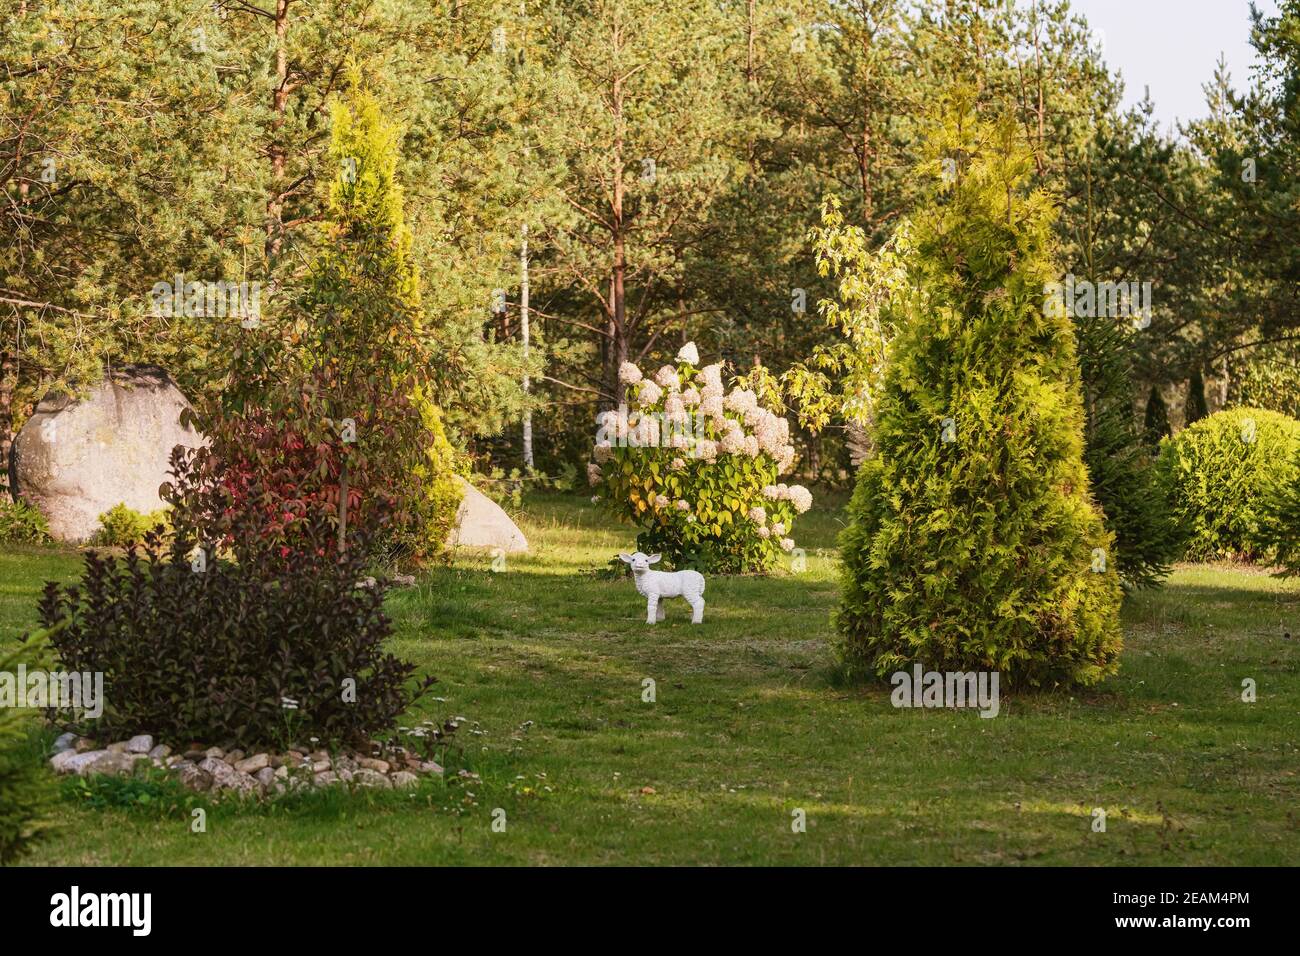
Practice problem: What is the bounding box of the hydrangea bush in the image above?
[588,343,812,573]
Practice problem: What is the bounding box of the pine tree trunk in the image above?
[521,223,533,469]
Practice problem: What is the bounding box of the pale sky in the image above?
[1066,0,1281,131]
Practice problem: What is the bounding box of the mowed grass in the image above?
[3,492,1298,866]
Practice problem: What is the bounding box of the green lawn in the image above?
[4,492,1298,865]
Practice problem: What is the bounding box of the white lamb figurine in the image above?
[619,552,706,624]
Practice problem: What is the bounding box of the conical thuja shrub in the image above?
[834,105,1123,688]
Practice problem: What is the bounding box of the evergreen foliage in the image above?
[1157,407,1300,561]
[0,631,54,864]
[1074,311,1184,588]
[835,103,1123,688]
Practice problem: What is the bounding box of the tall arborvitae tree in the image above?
[211,84,461,562]
[835,102,1122,688]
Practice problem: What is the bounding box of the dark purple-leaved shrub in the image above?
[37,533,434,748]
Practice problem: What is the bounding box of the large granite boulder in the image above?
[446,476,528,553]
[10,366,204,541]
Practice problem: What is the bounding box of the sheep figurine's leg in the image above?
[645,593,659,625]
[686,594,705,624]
[684,572,706,624]
[656,602,666,622]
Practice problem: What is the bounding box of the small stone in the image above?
[269,754,284,769]
[353,768,392,789]
[336,769,353,783]
[184,749,207,762]
[335,755,359,773]
[286,750,304,763]
[176,765,213,792]
[313,771,339,787]
[166,754,185,768]
[107,741,130,754]
[52,732,79,754]
[273,765,289,780]
[357,757,390,774]
[391,771,419,789]
[392,573,416,587]
[126,734,154,754]
[73,737,99,753]
[63,750,111,774]
[203,746,224,760]
[88,752,142,776]
[235,753,270,774]
[225,749,245,765]
[418,761,444,775]
[148,744,171,760]
[255,766,277,788]
[308,750,330,763]
[213,770,259,795]
[51,749,93,774]
[198,757,234,777]
[311,759,331,773]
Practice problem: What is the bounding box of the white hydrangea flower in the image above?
[743,434,760,458]
[654,493,671,509]
[631,413,660,447]
[787,484,813,514]
[719,430,746,455]
[762,484,780,500]
[772,521,785,535]
[699,395,724,419]
[676,342,700,365]
[670,457,686,470]
[776,444,796,473]
[701,363,724,388]
[636,379,663,407]
[724,388,757,415]
[748,505,767,524]
[693,439,719,461]
[664,391,687,422]
[619,362,643,385]
[674,499,690,511]
[780,537,795,552]
[754,412,784,454]
[757,526,771,539]
[681,387,701,407]
[654,365,680,390]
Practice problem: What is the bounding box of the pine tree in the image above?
[1074,309,1184,588]
[1184,368,1210,425]
[835,101,1123,689]
[1144,385,1171,445]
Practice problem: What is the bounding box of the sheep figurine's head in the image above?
[619,551,661,573]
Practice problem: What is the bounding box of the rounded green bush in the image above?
[92,503,171,547]
[1157,407,1300,561]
